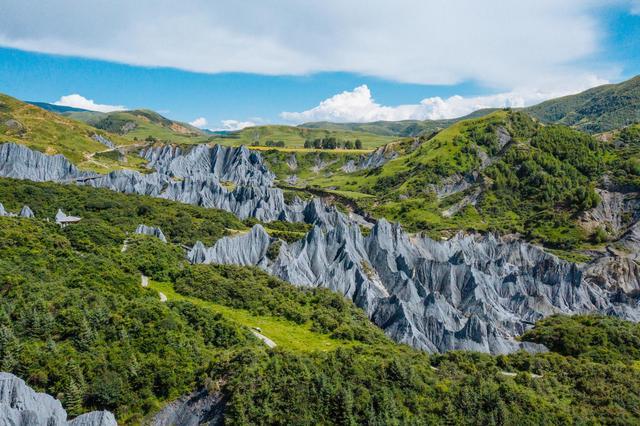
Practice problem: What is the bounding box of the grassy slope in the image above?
[0,94,142,172]
[149,280,356,352]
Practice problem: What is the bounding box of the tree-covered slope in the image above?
[2,178,640,425]
[526,75,640,133]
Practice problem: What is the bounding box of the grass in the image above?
[149,280,358,352]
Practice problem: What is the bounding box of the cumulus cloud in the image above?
[0,1,618,88]
[212,120,256,132]
[189,117,207,128]
[53,94,126,113]
[281,78,608,123]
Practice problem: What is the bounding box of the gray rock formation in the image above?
[579,189,640,235]
[0,143,93,182]
[19,205,34,218]
[135,224,167,243]
[2,141,639,355]
[91,134,116,150]
[55,209,82,225]
[0,372,116,426]
[68,411,117,426]
[0,202,34,218]
[150,389,224,426]
[0,142,304,222]
[189,202,640,354]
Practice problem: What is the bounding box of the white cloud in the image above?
[189,117,207,128]
[0,1,619,88]
[212,119,256,132]
[282,78,608,123]
[53,94,126,113]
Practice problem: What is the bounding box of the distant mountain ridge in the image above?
[303,75,640,136]
[301,108,499,137]
[526,75,640,133]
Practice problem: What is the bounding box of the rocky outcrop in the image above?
[189,203,640,354]
[91,134,116,150]
[135,224,168,243]
[0,372,116,426]
[149,389,225,426]
[68,411,117,426]
[579,189,640,235]
[0,202,34,218]
[19,205,34,218]
[140,144,274,187]
[55,209,82,225]
[0,143,92,182]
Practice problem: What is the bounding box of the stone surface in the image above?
[0,372,116,426]
[150,389,225,426]
[135,224,167,243]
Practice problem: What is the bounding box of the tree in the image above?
[354,139,362,149]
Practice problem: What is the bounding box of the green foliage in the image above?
[521,315,640,364]
[216,338,640,425]
[174,265,386,344]
[0,216,249,420]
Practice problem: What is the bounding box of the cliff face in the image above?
[0,372,116,426]
[188,200,640,354]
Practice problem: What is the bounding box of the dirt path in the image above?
[251,330,277,348]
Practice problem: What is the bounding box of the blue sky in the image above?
[0,1,639,130]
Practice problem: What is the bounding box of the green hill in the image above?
[526,75,640,133]
[64,108,209,143]
[0,94,140,172]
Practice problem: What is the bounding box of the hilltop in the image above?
[0,94,141,172]
[32,102,210,143]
